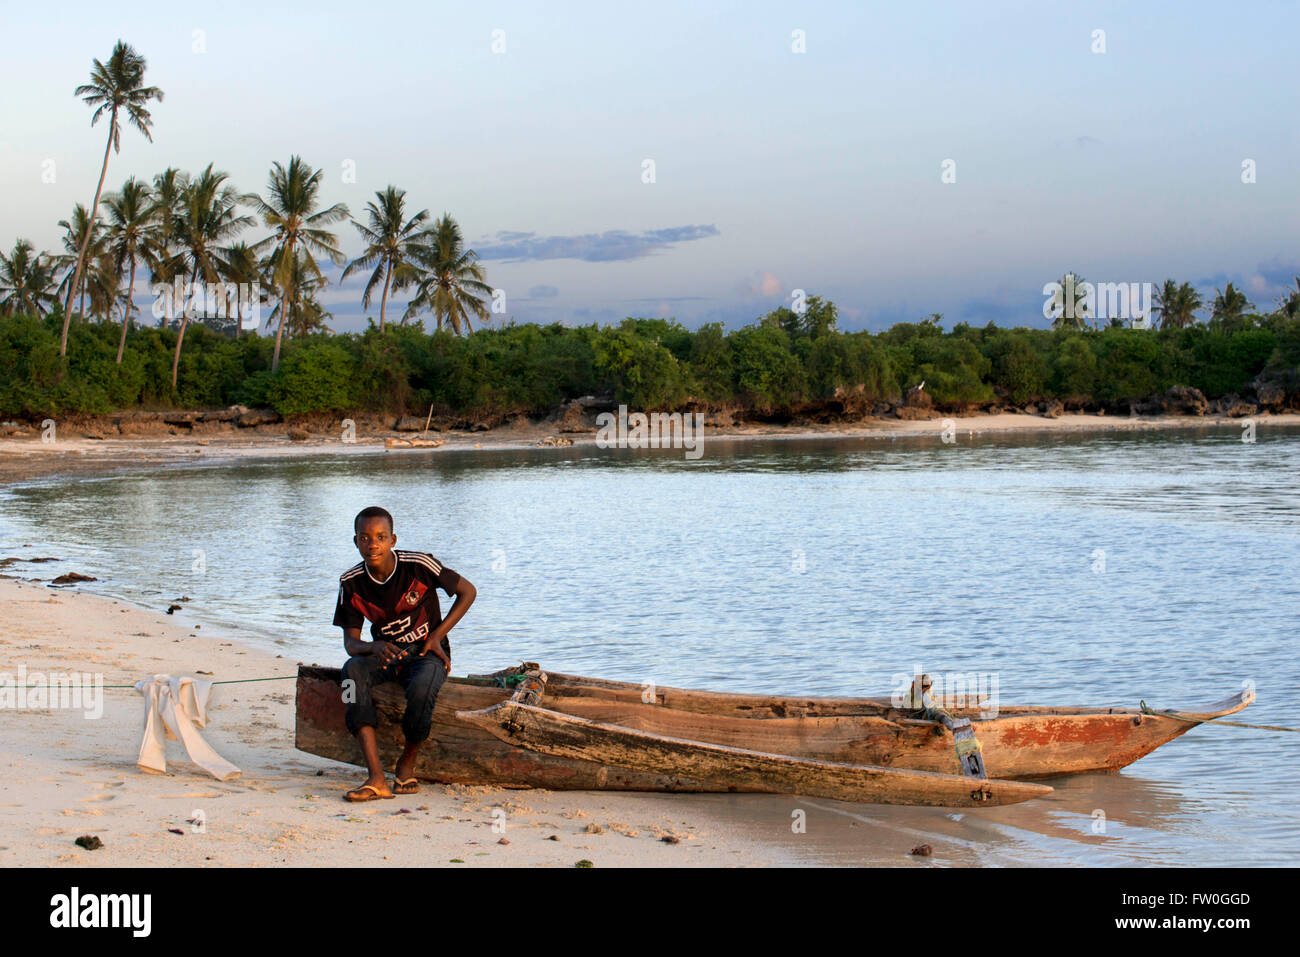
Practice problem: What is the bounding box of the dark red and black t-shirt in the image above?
[333,550,462,649]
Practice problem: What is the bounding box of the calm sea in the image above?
[3,424,1297,865]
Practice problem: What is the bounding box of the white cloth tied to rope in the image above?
[134,674,241,781]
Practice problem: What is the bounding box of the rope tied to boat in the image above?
[99,674,297,690]
[1139,699,1299,733]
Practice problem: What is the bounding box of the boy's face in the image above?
[354,517,396,568]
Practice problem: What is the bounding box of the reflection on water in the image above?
[2,425,1298,865]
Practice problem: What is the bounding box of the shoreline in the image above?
[1,426,1284,867]
[2,410,1296,487]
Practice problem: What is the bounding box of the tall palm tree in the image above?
[0,240,60,317]
[1211,282,1254,327]
[340,186,431,333]
[61,40,163,356]
[169,165,254,387]
[56,204,106,320]
[403,214,492,334]
[250,156,348,371]
[219,241,265,338]
[148,168,187,281]
[102,176,159,363]
[1153,279,1204,329]
[1049,271,1091,331]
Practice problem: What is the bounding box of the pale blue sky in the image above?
[2,0,1296,332]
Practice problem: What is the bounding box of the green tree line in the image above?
[2,294,1298,420]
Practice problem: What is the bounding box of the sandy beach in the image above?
[2,409,1295,486]
[0,577,811,867]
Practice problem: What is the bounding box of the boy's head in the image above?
[353,506,396,568]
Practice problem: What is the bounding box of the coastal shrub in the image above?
[987,330,1049,403]
[806,331,895,402]
[1092,329,1168,400]
[0,314,62,415]
[1170,327,1274,396]
[618,317,693,362]
[266,339,358,414]
[238,370,276,408]
[686,322,734,403]
[1264,317,1300,371]
[592,325,686,409]
[175,327,248,407]
[908,335,992,405]
[352,326,416,412]
[525,323,597,407]
[1051,334,1098,399]
[729,323,806,412]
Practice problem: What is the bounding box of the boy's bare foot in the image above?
[344,777,394,802]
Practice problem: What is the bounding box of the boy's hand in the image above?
[373,640,403,666]
[420,637,451,672]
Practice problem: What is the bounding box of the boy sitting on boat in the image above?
[333,506,477,801]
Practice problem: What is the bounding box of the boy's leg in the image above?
[342,655,393,798]
[394,653,448,785]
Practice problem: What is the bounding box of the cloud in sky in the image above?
[737,270,783,298]
[1254,258,1300,288]
[527,285,560,298]
[472,224,719,263]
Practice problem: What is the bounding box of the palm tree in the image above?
[250,156,348,371]
[102,176,159,362]
[219,241,265,338]
[1153,279,1203,329]
[1211,282,1254,327]
[56,204,106,320]
[1049,271,1091,330]
[0,240,60,317]
[1274,277,1300,320]
[61,40,163,357]
[84,250,123,323]
[340,186,431,333]
[264,248,332,337]
[403,214,492,334]
[169,165,254,387]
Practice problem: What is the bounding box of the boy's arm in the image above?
[343,626,401,665]
[422,576,476,670]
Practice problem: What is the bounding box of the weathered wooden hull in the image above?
[294,665,1252,795]
[456,699,1052,807]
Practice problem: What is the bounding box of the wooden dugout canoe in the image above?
[294,663,1253,806]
